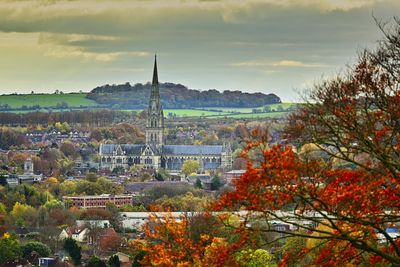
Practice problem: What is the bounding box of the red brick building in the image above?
[63,194,133,209]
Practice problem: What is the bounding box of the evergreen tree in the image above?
[63,238,81,265]
[0,234,22,265]
[21,241,51,257]
[195,178,202,189]
[108,254,120,267]
[87,255,106,267]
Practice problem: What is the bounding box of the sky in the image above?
[0,0,398,102]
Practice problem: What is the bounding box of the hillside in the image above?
[0,93,97,111]
[87,82,281,109]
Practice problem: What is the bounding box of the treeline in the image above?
[88,82,281,109]
[91,123,145,143]
[0,110,137,126]
[0,129,28,149]
[0,102,71,111]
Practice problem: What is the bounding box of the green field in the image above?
[165,109,229,117]
[0,93,97,109]
[122,109,230,117]
[202,103,298,114]
[211,111,290,119]
[0,93,297,119]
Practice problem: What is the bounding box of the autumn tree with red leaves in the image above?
[214,18,400,266]
[140,18,400,266]
[141,213,228,266]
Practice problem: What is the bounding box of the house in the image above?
[222,170,245,184]
[38,258,56,267]
[76,220,110,229]
[187,174,212,190]
[114,252,132,267]
[59,227,88,242]
[5,177,19,187]
[73,160,99,175]
[120,211,191,230]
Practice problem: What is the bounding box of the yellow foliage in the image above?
[2,232,10,239]
[306,222,335,249]
[46,177,59,185]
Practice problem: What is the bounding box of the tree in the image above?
[141,212,240,266]
[181,160,199,177]
[108,254,120,267]
[0,233,22,265]
[157,168,170,181]
[112,166,125,174]
[212,18,400,266]
[11,202,37,227]
[63,238,81,265]
[86,172,98,182]
[60,142,77,159]
[211,176,223,191]
[0,175,7,186]
[0,203,6,215]
[129,164,144,175]
[21,241,51,257]
[87,255,106,267]
[205,19,400,266]
[98,230,122,252]
[195,178,202,189]
[235,249,275,267]
[155,192,208,212]
[263,105,271,113]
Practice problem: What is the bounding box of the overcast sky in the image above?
[0,0,398,101]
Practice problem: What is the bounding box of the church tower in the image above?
[146,55,164,147]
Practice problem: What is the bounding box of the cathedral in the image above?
[99,56,232,172]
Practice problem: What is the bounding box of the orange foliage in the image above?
[140,211,244,267]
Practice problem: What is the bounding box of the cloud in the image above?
[0,0,397,101]
[38,33,120,45]
[232,59,329,68]
[272,60,328,68]
[43,45,149,62]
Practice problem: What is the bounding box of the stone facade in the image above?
[99,56,232,172]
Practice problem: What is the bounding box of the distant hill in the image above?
[87,82,281,109]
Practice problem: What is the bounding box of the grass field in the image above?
[165,109,228,117]
[0,93,297,119]
[0,93,97,108]
[122,109,230,117]
[202,103,298,114]
[211,111,290,119]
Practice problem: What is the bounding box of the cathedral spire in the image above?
[152,54,158,86]
[146,55,164,147]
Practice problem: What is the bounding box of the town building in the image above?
[63,194,133,209]
[99,56,232,172]
[17,157,43,184]
[222,169,246,184]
